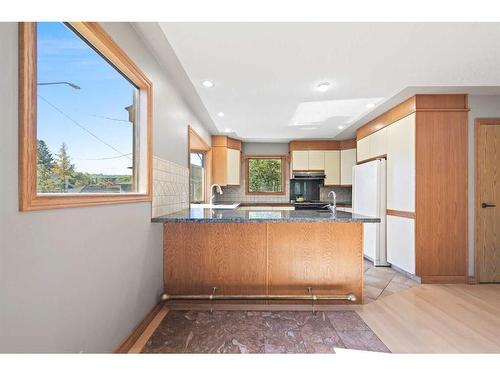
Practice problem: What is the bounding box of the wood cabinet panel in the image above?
[267,223,363,300]
[308,150,325,170]
[340,148,356,185]
[163,223,267,295]
[324,150,340,185]
[386,113,416,212]
[291,150,309,170]
[415,111,467,278]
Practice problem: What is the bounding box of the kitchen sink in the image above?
[190,203,240,209]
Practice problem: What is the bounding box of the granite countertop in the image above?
[151,207,379,223]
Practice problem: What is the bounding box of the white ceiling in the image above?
[159,23,500,142]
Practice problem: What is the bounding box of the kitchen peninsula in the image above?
[152,208,380,305]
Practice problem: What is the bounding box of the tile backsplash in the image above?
[152,156,189,217]
[216,160,290,204]
[320,186,352,203]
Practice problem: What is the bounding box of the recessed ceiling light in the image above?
[201,80,214,88]
[366,103,376,109]
[316,82,331,92]
[224,128,232,132]
[217,112,225,117]
[298,127,318,131]
[338,125,345,130]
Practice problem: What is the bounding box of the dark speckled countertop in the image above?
[151,207,379,223]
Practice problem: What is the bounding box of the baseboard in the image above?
[164,302,360,312]
[420,275,467,284]
[467,275,478,284]
[114,302,165,354]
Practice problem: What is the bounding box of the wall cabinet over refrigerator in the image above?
[356,94,468,283]
[211,135,242,186]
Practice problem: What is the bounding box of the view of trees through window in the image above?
[248,158,283,193]
[190,152,205,202]
[36,22,138,194]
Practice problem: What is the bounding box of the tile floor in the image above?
[363,260,419,303]
[142,310,389,354]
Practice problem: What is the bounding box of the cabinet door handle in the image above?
[482,202,496,208]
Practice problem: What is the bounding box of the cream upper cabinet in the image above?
[386,113,415,212]
[370,127,388,158]
[324,150,340,185]
[308,150,325,170]
[226,148,241,185]
[357,137,370,162]
[291,151,309,170]
[340,148,356,185]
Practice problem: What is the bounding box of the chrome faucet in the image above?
[323,191,336,214]
[210,184,223,205]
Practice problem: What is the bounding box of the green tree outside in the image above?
[52,142,75,192]
[248,158,282,193]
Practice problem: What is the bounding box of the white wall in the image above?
[0,22,211,352]
[467,95,500,276]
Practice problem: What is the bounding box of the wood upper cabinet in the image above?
[291,151,309,170]
[324,150,340,185]
[308,151,325,170]
[386,113,415,212]
[340,148,356,185]
[212,135,241,186]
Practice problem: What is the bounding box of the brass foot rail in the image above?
[160,293,357,302]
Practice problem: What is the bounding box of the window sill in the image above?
[20,193,152,211]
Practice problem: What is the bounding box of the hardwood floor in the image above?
[357,284,500,353]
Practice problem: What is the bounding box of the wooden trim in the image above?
[339,139,357,150]
[474,118,500,283]
[289,140,340,151]
[189,126,210,152]
[212,135,241,150]
[245,155,287,195]
[356,94,470,141]
[356,97,416,141]
[114,302,166,353]
[420,275,467,284]
[386,209,416,219]
[19,22,153,211]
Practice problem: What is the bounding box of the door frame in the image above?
[474,118,500,282]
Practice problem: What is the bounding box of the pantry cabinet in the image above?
[356,94,468,283]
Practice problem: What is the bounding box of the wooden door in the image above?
[476,120,500,282]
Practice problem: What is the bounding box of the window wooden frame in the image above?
[188,126,211,203]
[19,22,153,211]
[245,155,286,195]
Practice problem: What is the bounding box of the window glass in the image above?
[248,158,283,193]
[36,22,139,194]
[190,152,205,202]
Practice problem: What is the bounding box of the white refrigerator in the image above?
[352,159,389,266]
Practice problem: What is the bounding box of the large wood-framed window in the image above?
[245,155,286,195]
[19,22,152,211]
